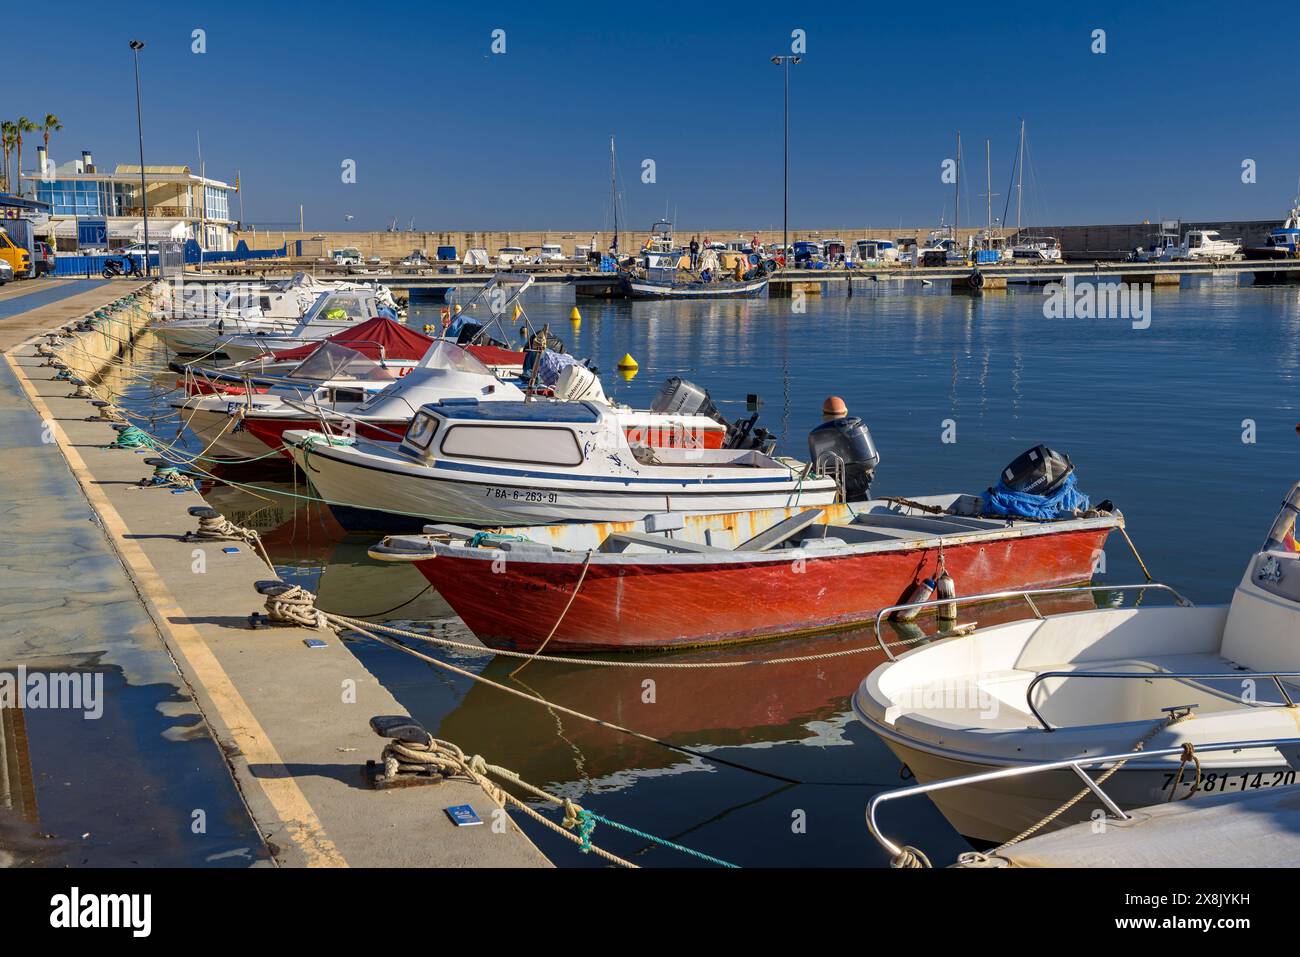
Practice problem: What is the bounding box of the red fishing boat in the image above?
[368,494,1123,653]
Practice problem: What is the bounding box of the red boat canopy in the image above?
[271,317,433,362]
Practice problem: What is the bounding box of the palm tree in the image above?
[14,116,36,198]
[40,113,62,181]
[0,121,15,193]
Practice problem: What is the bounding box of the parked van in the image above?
[0,227,31,279]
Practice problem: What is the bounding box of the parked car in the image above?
[331,247,363,266]
[0,257,13,285]
[31,241,55,277]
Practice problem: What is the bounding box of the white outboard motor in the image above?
[553,364,607,404]
[808,416,881,500]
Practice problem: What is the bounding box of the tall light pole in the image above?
[129,40,150,277]
[771,54,800,269]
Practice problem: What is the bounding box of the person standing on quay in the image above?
[689,235,700,270]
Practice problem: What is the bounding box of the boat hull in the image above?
[620,276,769,299]
[860,716,1300,845]
[403,523,1113,652]
[287,438,835,529]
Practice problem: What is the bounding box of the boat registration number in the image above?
[484,487,559,505]
[1161,768,1297,794]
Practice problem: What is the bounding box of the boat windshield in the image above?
[414,339,495,376]
[291,342,392,381]
[1263,483,1300,553]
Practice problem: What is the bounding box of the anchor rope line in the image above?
[507,549,596,678]
[261,585,801,786]
[375,732,638,868]
[337,610,741,867]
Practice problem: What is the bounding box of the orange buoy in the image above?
[822,395,848,419]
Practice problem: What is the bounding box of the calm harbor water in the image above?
[120,274,1300,867]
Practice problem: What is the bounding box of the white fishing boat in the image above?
[854,481,1300,845]
[281,397,841,528]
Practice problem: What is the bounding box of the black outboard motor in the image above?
[652,377,775,452]
[808,416,881,500]
[1000,445,1074,496]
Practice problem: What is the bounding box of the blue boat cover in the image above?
[981,473,1090,520]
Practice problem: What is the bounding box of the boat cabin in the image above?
[855,239,898,264]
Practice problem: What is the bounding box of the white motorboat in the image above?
[176,338,731,463]
[155,285,395,357]
[854,481,1300,844]
[1009,236,1063,263]
[172,340,523,461]
[1179,228,1242,261]
[281,398,842,528]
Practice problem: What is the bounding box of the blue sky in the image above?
[9,1,1299,231]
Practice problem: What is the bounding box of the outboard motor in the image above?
[651,376,720,420]
[1000,445,1074,497]
[808,416,881,500]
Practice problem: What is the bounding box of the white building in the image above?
[23,148,238,252]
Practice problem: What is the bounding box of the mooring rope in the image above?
[182,511,276,570]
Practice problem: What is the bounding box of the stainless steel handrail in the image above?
[866,736,1300,862]
[1026,669,1300,732]
[872,582,1193,661]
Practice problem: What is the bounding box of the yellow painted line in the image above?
[3,348,347,868]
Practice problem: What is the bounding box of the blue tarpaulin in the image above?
[981,473,1091,520]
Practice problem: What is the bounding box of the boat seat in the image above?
[603,531,726,554]
[738,509,824,552]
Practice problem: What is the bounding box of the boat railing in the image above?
[865,736,1300,865]
[1026,668,1300,733]
[873,582,1192,662]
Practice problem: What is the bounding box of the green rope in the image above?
[103,426,153,449]
[576,809,739,869]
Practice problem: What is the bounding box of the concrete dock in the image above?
[0,278,549,867]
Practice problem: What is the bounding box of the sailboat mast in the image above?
[1016,119,1025,233]
[986,139,992,233]
[609,135,619,255]
[954,132,961,234]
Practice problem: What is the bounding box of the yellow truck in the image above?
[0,227,30,279]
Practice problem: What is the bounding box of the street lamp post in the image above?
[129,40,150,277]
[771,54,800,269]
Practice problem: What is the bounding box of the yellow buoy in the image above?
[569,305,582,322]
[617,352,638,371]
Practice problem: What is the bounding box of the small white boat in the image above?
[1179,228,1242,261]
[1009,236,1063,263]
[854,481,1300,845]
[206,289,397,361]
[156,285,396,356]
[172,340,523,461]
[282,398,841,527]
